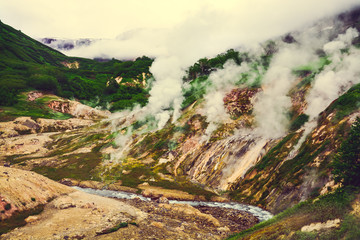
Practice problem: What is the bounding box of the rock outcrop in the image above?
[0,117,94,138]
[223,88,259,118]
[0,166,73,220]
[48,100,110,119]
[0,167,146,239]
[27,91,43,101]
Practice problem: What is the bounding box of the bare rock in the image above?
[0,166,74,220]
[27,91,43,101]
[139,185,196,201]
[223,88,259,118]
[150,221,164,228]
[59,178,80,187]
[159,203,221,227]
[210,196,229,203]
[217,226,230,232]
[78,180,106,189]
[52,196,76,209]
[107,184,138,193]
[25,215,39,223]
[47,100,110,120]
[301,219,341,232]
[157,196,169,203]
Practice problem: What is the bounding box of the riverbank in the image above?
[74,186,273,222]
[0,166,263,239]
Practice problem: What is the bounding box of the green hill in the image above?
[0,20,153,114]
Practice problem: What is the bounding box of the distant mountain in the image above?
[39,37,97,51]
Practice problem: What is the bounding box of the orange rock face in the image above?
[223,88,259,118]
[48,101,71,114]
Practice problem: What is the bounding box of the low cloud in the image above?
[11,0,357,129]
[254,45,317,139]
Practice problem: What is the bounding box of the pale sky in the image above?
[1,0,359,39]
[1,0,239,38]
[1,0,360,59]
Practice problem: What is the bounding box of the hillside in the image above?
[0,20,152,113]
[1,6,360,240]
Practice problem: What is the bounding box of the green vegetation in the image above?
[289,114,309,131]
[0,21,152,112]
[293,57,331,88]
[0,94,72,121]
[96,222,129,235]
[332,117,360,186]
[255,133,296,171]
[0,86,18,106]
[32,152,103,181]
[181,45,270,107]
[228,187,358,240]
[326,83,360,121]
[182,76,209,108]
[4,204,11,210]
[185,49,245,80]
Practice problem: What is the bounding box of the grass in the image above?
[227,187,357,240]
[325,83,360,122]
[32,152,102,181]
[0,94,72,121]
[96,222,129,235]
[289,114,309,131]
[255,133,297,171]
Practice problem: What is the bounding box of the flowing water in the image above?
[73,186,273,222]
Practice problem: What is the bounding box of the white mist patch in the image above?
[254,46,316,139]
[109,126,133,163]
[307,29,360,119]
[30,0,359,132]
[106,106,147,162]
[201,61,250,142]
[288,28,360,158]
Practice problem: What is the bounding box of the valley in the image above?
[1,4,360,240]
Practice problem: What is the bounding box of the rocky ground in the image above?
[0,93,260,239]
[0,166,258,240]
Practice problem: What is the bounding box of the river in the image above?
[73,186,273,222]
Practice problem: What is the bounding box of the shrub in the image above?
[0,86,18,106]
[290,114,309,131]
[4,203,11,210]
[29,74,59,93]
[332,117,360,186]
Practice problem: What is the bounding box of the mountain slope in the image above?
[0,20,66,65]
[0,20,153,114]
[1,6,360,240]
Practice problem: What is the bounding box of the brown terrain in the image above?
[0,166,258,239]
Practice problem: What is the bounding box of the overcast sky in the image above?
[1,0,238,38]
[1,0,360,59]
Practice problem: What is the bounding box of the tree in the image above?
[332,117,360,186]
[29,74,59,93]
[0,86,18,106]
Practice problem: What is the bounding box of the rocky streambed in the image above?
[74,187,273,222]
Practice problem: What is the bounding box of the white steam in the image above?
[202,60,250,141]
[306,28,360,119]
[289,27,360,158]
[254,45,317,139]
[99,2,360,163]
[63,1,360,130]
